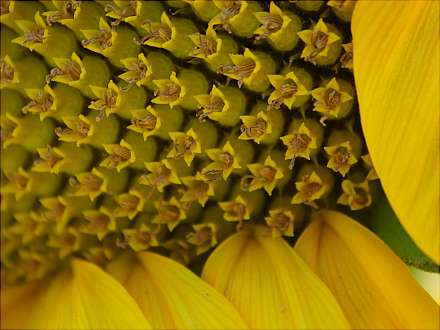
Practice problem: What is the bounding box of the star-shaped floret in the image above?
[338,179,372,210]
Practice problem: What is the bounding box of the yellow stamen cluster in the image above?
[1,0,374,286]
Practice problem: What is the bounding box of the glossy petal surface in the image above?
[295,210,440,329]
[108,252,248,330]
[352,1,440,262]
[203,226,349,329]
[1,260,151,329]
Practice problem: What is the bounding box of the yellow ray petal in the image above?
[1,260,151,329]
[107,252,248,330]
[1,281,40,329]
[295,210,440,329]
[202,226,350,329]
[352,1,439,262]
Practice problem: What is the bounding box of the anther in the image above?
[0,59,14,84]
[131,113,157,131]
[215,1,241,33]
[22,91,54,114]
[0,1,10,15]
[255,14,283,40]
[192,33,217,57]
[173,135,196,160]
[24,29,45,44]
[240,118,267,139]
[219,60,256,87]
[82,29,112,50]
[143,21,172,44]
[46,0,80,25]
[154,82,181,101]
[196,95,225,122]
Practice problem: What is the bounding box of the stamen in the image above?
[219,59,256,87]
[332,146,351,170]
[218,152,234,169]
[240,118,267,139]
[44,201,66,222]
[186,225,215,254]
[239,175,254,191]
[0,59,14,84]
[223,202,246,221]
[82,29,113,50]
[201,168,223,181]
[0,117,17,142]
[105,0,136,26]
[131,112,157,131]
[22,91,54,114]
[143,21,172,44]
[308,30,328,61]
[256,14,283,39]
[156,204,180,223]
[154,82,181,102]
[299,181,321,208]
[284,133,312,169]
[259,166,276,183]
[325,88,341,109]
[46,0,80,25]
[48,59,81,82]
[123,58,149,84]
[0,1,10,15]
[270,80,298,109]
[353,187,369,206]
[303,181,322,200]
[173,135,196,159]
[55,118,90,140]
[90,88,117,119]
[192,33,217,57]
[183,180,209,201]
[271,212,291,232]
[34,146,63,170]
[24,29,45,44]
[287,134,311,154]
[188,226,212,245]
[338,179,372,210]
[123,225,157,251]
[117,195,140,213]
[105,146,131,169]
[197,95,224,121]
[87,213,111,232]
[217,1,241,33]
[292,171,327,209]
[241,164,278,193]
[149,165,171,186]
[70,173,103,194]
[340,50,353,68]
[7,172,29,190]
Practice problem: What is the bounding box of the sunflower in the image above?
[0,1,439,329]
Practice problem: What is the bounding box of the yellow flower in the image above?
[295,211,439,329]
[202,225,350,329]
[1,1,439,330]
[311,78,354,124]
[297,18,342,66]
[352,0,439,264]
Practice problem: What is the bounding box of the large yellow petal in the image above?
[295,210,440,329]
[202,225,350,329]
[1,281,40,329]
[352,1,439,262]
[107,252,248,329]
[1,259,151,329]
